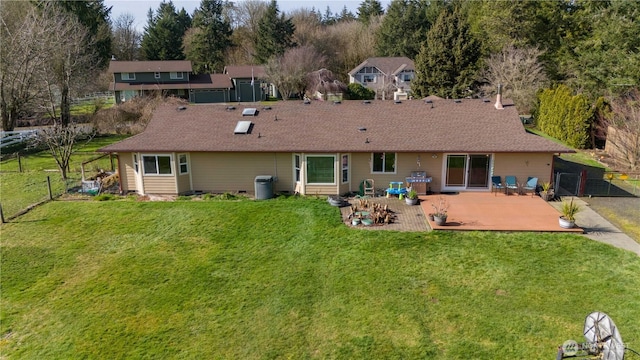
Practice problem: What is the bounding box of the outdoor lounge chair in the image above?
[522,177,538,197]
[491,176,504,196]
[505,176,518,195]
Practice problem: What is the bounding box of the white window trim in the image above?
[371,152,397,174]
[121,72,135,81]
[170,72,183,79]
[178,153,189,175]
[293,154,301,183]
[142,154,173,176]
[305,154,336,185]
[363,74,376,83]
[133,153,139,173]
[341,154,349,184]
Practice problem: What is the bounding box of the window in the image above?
[306,155,334,184]
[178,154,188,174]
[133,154,139,173]
[121,72,135,81]
[403,73,412,82]
[341,154,349,183]
[363,75,376,83]
[294,154,301,182]
[170,72,183,79]
[372,152,396,173]
[154,72,161,79]
[142,155,172,175]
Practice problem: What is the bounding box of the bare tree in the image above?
[264,45,326,99]
[0,2,49,131]
[605,89,640,171]
[313,19,379,83]
[31,124,94,180]
[39,3,97,126]
[111,13,141,61]
[289,8,322,47]
[224,0,268,65]
[482,45,548,114]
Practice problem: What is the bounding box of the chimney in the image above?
[494,84,504,110]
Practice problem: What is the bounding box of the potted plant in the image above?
[559,197,581,228]
[540,182,554,201]
[405,189,419,205]
[431,196,449,226]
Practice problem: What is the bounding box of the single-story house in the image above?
[108,61,266,104]
[98,97,571,196]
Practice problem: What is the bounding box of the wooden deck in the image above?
[340,192,583,233]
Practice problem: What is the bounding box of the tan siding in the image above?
[190,152,293,193]
[493,153,554,185]
[177,173,190,193]
[350,152,442,193]
[305,185,339,195]
[142,176,177,194]
[119,153,136,193]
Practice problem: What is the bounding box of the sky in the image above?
[105,0,392,32]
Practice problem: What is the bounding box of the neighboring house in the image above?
[99,98,571,196]
[108,61,265,104]
[348,57,415,99]
[223,65,267,102]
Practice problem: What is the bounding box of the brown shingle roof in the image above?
[108,74,233,91]
[348,57,415,76]
[108,60,192,73]
[100,99,571,154]
[223,65,266,79]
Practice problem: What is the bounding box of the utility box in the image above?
[254,175,274,200]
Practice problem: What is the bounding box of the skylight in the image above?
[234,121,253,134]
[242,108,258,116]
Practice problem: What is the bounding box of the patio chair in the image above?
[491,176,504,196]
[522,177,538,197]
[363,179,375,196]
[505,176,518,195]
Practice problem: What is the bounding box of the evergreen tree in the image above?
[141,1,191,60]
[413,5,481,98]
[563,0,640,99]
[536,85,593,149]
[254,0,295,64]
[357,0,384,25]
[185,0,232,74]
[337,6,356,23]
[375,0,436,58]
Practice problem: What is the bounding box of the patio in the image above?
[340,192,583,233]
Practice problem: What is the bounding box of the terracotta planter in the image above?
[559,216,575,229]
[433,215,447,226]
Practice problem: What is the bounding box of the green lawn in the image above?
[2,197,639,359]
[0,135,128,218]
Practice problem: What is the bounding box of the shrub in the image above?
[346,83,375,100]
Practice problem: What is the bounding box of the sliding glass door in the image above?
[444,154,491,190]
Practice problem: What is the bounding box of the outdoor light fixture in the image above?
[432,154,438,159]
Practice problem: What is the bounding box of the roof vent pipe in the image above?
[495,84,504,110]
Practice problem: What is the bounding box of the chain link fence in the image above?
[555,172,640,197]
